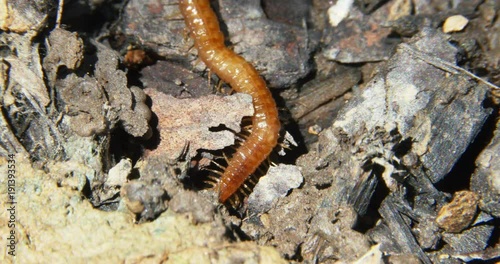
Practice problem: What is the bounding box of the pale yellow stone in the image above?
[443,15,469,33]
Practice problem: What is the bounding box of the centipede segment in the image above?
[179,0,281,203]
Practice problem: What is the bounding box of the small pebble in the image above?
[106,158,132,187]
[248,164,303,214]
[436,190,479,233]
[308,124,323,135]
[327,0,355,27]
[442,15,469,33]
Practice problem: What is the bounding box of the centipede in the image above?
[179,0,281,203]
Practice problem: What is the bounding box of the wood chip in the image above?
[436,191,479,233]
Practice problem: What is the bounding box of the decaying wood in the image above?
[240,28,496,263]
[1,33,63,160]
[379,197,432,264]
[313,28,493,261]
[471,120,500,219]
[288,67,360,120]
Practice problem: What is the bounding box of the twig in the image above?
[56,0,64,28]
[400,44,499,90]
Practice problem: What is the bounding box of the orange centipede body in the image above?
[179,0,281,203]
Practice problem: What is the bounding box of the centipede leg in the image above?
[204,179,218,188]
[207,69,212,88]
[231,195,241,207]
[279,142,292,150]
[240,183,252,195]
[210,159,227,170]
[205,168,223,176]
[222,152,230,163]
[210,153,227,162]
[216,79,226,94]
[241,116,252,123]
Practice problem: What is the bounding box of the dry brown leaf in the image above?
[145,88,253,160]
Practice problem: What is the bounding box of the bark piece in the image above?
[43,28,84,86]
[288,67,360,120]
[0,0,48,33]
[122,0,186,60]
[471,121,500,218]
[140,61,213,98]
[261,0,310,27]
[218,0,313,87]
[144,89,253,160]
[56,43,152,138]
[379,197,432,264]
[322,2,398,63]
[448,247,500,262]
[1,33,62,160]
[442,225,494,254]
[320,29,490,191]
[310,28,490,262]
